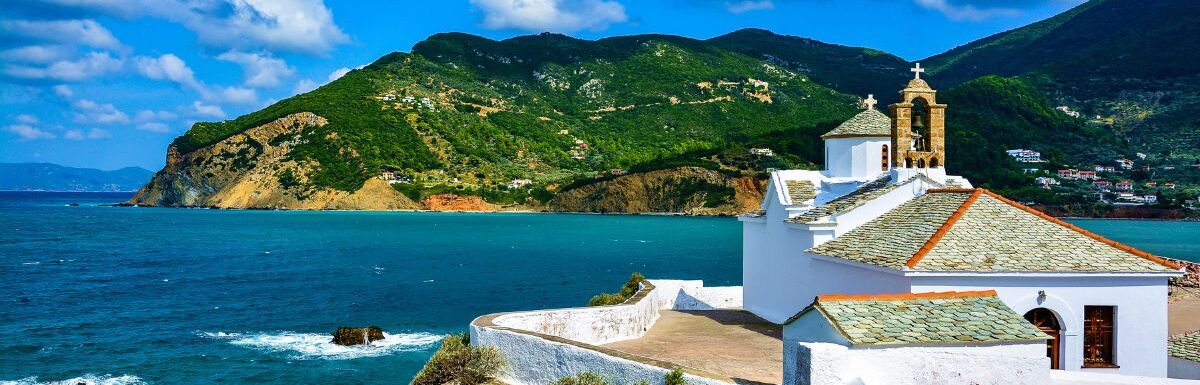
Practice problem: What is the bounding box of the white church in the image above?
[740,64,1184,378]
[470,65,1196,385]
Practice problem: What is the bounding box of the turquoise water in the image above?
[0,192,1195,384]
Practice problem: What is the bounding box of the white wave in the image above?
[1,374,144,385]
[199,330,442,360]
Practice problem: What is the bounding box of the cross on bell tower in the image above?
[890,62,946,169]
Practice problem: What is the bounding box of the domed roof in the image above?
[822,108,891,139]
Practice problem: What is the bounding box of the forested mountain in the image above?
[0,163,151,192]
[130,0,1199,212]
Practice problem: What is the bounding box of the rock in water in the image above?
[331,326,385,346]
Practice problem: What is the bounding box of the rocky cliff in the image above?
[128,112,419,210]
[549,167,765,215]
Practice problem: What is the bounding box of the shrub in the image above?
[587,272,646,306]
[551,372,610,385]
[664,368,687,385]
[412,332,506,385]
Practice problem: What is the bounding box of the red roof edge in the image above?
[979,189,1182,270]
[905,189,983,268]
[818,290,998,302]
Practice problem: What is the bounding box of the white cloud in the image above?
[3,51,124,82]
[191,101,226,119]
[134,54,203,92]
[64,127,111,140]
[54,84,74,98]
[134,110,177,123]
[217,51,295,88]
[0,45,74,64]
[217,86,258,105]
[725,0,774,13]
[41,0,349,55]
[292,78,318,95]
[0,19,123,50]
[73,99,130,124]
[914,0,1021,21]
[328,67,352,82]
[5,124,56,140]
[135,53,257,104]
[470,0,628,32]
[136,122,171,133]
[15,114,39,124]
[292,65,361,96]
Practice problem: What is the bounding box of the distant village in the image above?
[1006,146,1198,208]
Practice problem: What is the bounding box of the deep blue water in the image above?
[1,192,1196,384]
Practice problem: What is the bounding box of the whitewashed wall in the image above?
[824,137,889,179]
[786,341,1049,385]
[911,274,1173,377]
[647,280,741,310]
[472,324,732,385]
[1168,357,1200,380]
[1051,369,1200,384]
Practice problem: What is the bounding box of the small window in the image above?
[1083,306,1117,368]
[881,145,890,171]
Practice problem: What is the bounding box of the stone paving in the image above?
[602,310,782,385]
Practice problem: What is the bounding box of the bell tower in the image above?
[890,63,946,169]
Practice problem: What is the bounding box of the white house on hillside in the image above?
[740,67,1184,378]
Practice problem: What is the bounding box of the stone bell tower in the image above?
[890,63,946,169]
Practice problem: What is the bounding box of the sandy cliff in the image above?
[128,112,420,210]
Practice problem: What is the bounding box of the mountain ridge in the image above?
[1,163,153,192]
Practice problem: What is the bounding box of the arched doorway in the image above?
[1025,308,1061,369]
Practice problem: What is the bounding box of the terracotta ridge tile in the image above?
[817,290,998,301]
[905,188,983,269]
[979,189,1182,270]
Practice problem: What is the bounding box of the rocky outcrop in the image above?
[127,112,421,210]
[421,194,498,212]
[549,167,766,215]
[332,326,385,346]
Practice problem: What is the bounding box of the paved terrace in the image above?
[602,310,782,385]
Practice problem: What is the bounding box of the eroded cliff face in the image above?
[549,167,766,215]
[128,112,420,210]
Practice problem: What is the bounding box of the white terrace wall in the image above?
[471,279,743,385]
[786,341,1050,385]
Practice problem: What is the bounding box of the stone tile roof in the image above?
[793,291,1050,346]
[1170,332,1200,362]
[785,180,817,204]
[821,109,891,139]
[787,174,903,224]
[809,188,1181,273]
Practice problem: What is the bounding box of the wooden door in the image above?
[1025,308,1061,369]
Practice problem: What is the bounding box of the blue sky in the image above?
[0,0,1085,171]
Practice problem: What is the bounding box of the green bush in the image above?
[552,372,610,385]
[664,368,687,385]
[412,332,506,385]
[587,272,646,306]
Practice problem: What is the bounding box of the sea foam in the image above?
[1,374,144,385]
[199,330,442,360]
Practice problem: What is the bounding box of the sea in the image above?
[1,191,1197,384]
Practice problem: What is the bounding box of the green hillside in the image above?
[925,0,1200,160]
[173,32,858,194]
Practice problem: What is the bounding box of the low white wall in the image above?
[1169,357,1200,380]
[647,279,742,310]
[1051,368,1200,384]
[786,342,1050,385]
[472,324,731,385]
[489,292,660,345]
[471,280,743,385]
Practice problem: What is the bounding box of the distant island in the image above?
[126,0,1200,218]
[0,163,152,192]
